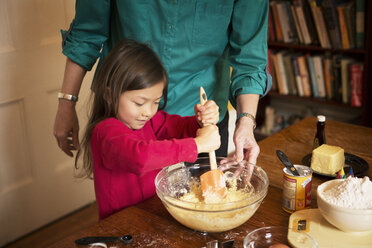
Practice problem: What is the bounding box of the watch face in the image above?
[58,93,78,102]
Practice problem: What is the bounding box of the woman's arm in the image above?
[54,0,111,156]
[234,94,260,165]
[229,0,271,163]
[53,58,86,156]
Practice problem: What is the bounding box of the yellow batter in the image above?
[163,173,262,232]
[180,174,253,205]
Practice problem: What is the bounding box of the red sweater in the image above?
[91,111,199,219]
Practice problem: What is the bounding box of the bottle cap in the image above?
[317,115,326,122]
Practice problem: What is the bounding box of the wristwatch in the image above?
[236,112,256,129]
[58,92,78,102]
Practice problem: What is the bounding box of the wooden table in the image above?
[49,117,372,248]
[258,117,372,197]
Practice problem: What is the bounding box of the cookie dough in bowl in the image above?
[155,157,269,233]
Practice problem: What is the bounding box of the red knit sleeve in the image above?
[93,118,198,176]
[150,111,199,140]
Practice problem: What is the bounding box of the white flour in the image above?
[321,176,372,209]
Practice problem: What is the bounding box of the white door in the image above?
[0,0,95,245]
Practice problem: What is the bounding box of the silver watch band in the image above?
[58,92,78,102]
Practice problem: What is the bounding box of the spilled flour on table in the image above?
[137,232,174,247]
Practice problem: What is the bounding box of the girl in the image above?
[76,39,221,220]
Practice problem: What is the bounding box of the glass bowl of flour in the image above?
[317,176,372,232]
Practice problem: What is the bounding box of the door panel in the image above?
[0,0,96,245]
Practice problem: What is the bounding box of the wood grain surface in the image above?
[48,187,290,248]
[48,117,372,248]
[258,117,372,198]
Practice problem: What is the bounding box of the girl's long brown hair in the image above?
[75,39,168,178]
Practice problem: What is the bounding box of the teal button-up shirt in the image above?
[62,0,271,121]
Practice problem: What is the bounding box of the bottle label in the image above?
[313,138,319,149]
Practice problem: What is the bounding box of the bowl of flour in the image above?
[317,176,372,232]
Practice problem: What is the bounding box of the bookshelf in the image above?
[268,41,366,55]
[259,0,372,136]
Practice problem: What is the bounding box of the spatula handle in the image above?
[200,87,218,170]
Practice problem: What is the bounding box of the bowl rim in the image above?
[243,226,318,247]
[155,159,269,212]
[317,179,372,213]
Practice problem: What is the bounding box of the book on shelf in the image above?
[332,54,343,102]
[292,55,305,96]
[341,58,353,104]
[283,53,298,95]
[313,55,326,98]
[321,0,343,49]
[308,0,331,48]
[293,0,312,45]
[349,63,364,107]
[323,56,335,100]
[271,52,284,94]
[297,55,312,97]
[316,1,332,48]
[276,1,296,43]
[355,0,365,49]
[268,49,366,108]
[337,4,351,49]
[268,49,278,91]
[306,54,319,97]
[275,51,290,95]
[285,1,300,43]
[268,4,277,41]
[268,0,365,50]
[301,0,319,46]
[270,1,283,42]
[344,1,356,49]
[290,3,304,44]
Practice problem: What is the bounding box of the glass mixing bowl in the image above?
[244,226,318,248]
[155,157,269,233]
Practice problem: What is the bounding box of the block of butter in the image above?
[311,144,345,175]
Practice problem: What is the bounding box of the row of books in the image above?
[268,49,364,107]
[268,0,366,49]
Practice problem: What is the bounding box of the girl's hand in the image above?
[194,100,219,127]
[194,125,221,153]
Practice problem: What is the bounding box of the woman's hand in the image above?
[233,116,260,165]
[53,57,86,157]
[53,100,80,157]
[194,100,219,127]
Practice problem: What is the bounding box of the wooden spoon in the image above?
[199,87,227,201]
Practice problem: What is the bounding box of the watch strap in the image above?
[58,92,78,102]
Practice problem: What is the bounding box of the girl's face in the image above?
[117,81,165,129]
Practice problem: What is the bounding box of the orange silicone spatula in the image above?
[199,87,227,201]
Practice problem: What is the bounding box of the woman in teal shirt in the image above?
[54,0,271,165]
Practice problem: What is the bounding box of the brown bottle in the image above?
[313,115,326,149]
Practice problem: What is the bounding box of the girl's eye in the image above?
[154,101,160,105]
[135,102,144,107]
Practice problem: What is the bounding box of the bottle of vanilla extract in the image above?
[313,115,326,149]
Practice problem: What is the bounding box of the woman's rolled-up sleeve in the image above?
[228,0,272,108]
[61,0,111,71]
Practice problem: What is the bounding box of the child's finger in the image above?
[195,104,205,112]
[200,111,218,119]
[201,115,218,124]
[200,107,218,116]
